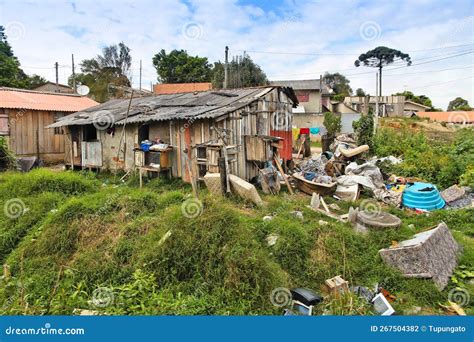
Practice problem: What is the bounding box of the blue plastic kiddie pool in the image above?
[402,182,445,211]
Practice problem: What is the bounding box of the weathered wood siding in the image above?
[6,109,65,162]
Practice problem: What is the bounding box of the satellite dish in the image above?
[77,85,90,96]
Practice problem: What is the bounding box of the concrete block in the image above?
[204,173,223,196]
[229,174,263,206]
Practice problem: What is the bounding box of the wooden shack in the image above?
[0,87,98,163]
[48,86,298,182]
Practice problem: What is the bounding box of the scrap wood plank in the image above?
[274,154,294,195]
[306,205,347,223]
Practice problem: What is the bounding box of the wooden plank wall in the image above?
[7,109,65,162]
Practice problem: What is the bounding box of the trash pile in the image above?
[292,133,473,211]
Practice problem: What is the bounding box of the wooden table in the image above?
[139,166,172,188]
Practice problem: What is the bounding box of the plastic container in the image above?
[402,182,445,211]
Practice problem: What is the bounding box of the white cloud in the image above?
[1,0,472,109]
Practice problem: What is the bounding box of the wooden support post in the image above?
[218,157,227,196]
[274,153,294,195]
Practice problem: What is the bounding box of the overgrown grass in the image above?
[0,164,472,315]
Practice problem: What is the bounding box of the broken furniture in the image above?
[283,288,322,316]
[307,193,347,223]
[136,147,173,188]
[379,222,459,290]
[338,144,369,159]
[325,275,349,297]
[292,173,337,195]
[348,207,401,234]
[402,182,445,211]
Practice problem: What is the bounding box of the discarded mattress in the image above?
[402,182,445,210]
[379,222,459,290]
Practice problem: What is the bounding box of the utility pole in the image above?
[319,74,322,113]
[224,46,229,89]
[71,54,76,94]
[139,59,142,92]
[55,62,59,92]
[374,72,379,135]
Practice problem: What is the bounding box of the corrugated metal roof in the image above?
[48,86,292,128]
[269,79,322,90]
[0,87,99,112]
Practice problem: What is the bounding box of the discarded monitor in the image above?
[283,288,322,316]
[379,222,459,290]
[372,293,395,316]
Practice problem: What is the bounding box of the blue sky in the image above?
[0,0,472,109]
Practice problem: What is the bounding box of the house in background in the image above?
[269,79,332,128]
[414,111,474,125]
[33,81,74,94]
[153,82,213,95]
[48,86,298,182]
[0,87,98,163]
[344,95,431,117]
[270,79,362,133]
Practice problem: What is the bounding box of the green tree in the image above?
[72,42,132,102]
[355,46,411,97]
[447,97,472,111]
[355,88,366,97]
[0,25,29,88]
[152,49,212,83]
[323,111,342,137]
[212,53,268,89]
[322,72,352,101]
[393,90,435,110]
[353,109,374,150]
[26,74,48,89]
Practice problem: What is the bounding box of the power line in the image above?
[268,50,474,78]
[409,75,474,90]
[241,43,474,57]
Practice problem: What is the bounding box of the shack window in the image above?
[54,127,64,135]
[138,124,149,142]
[83,125,98,141]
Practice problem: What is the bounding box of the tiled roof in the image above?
[416,111,474,123]
[0,87,99,112]
[153,83,213,94]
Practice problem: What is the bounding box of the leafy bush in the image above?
[323,112,342,137]
[353,111,374,150]
[374,126,474,188]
